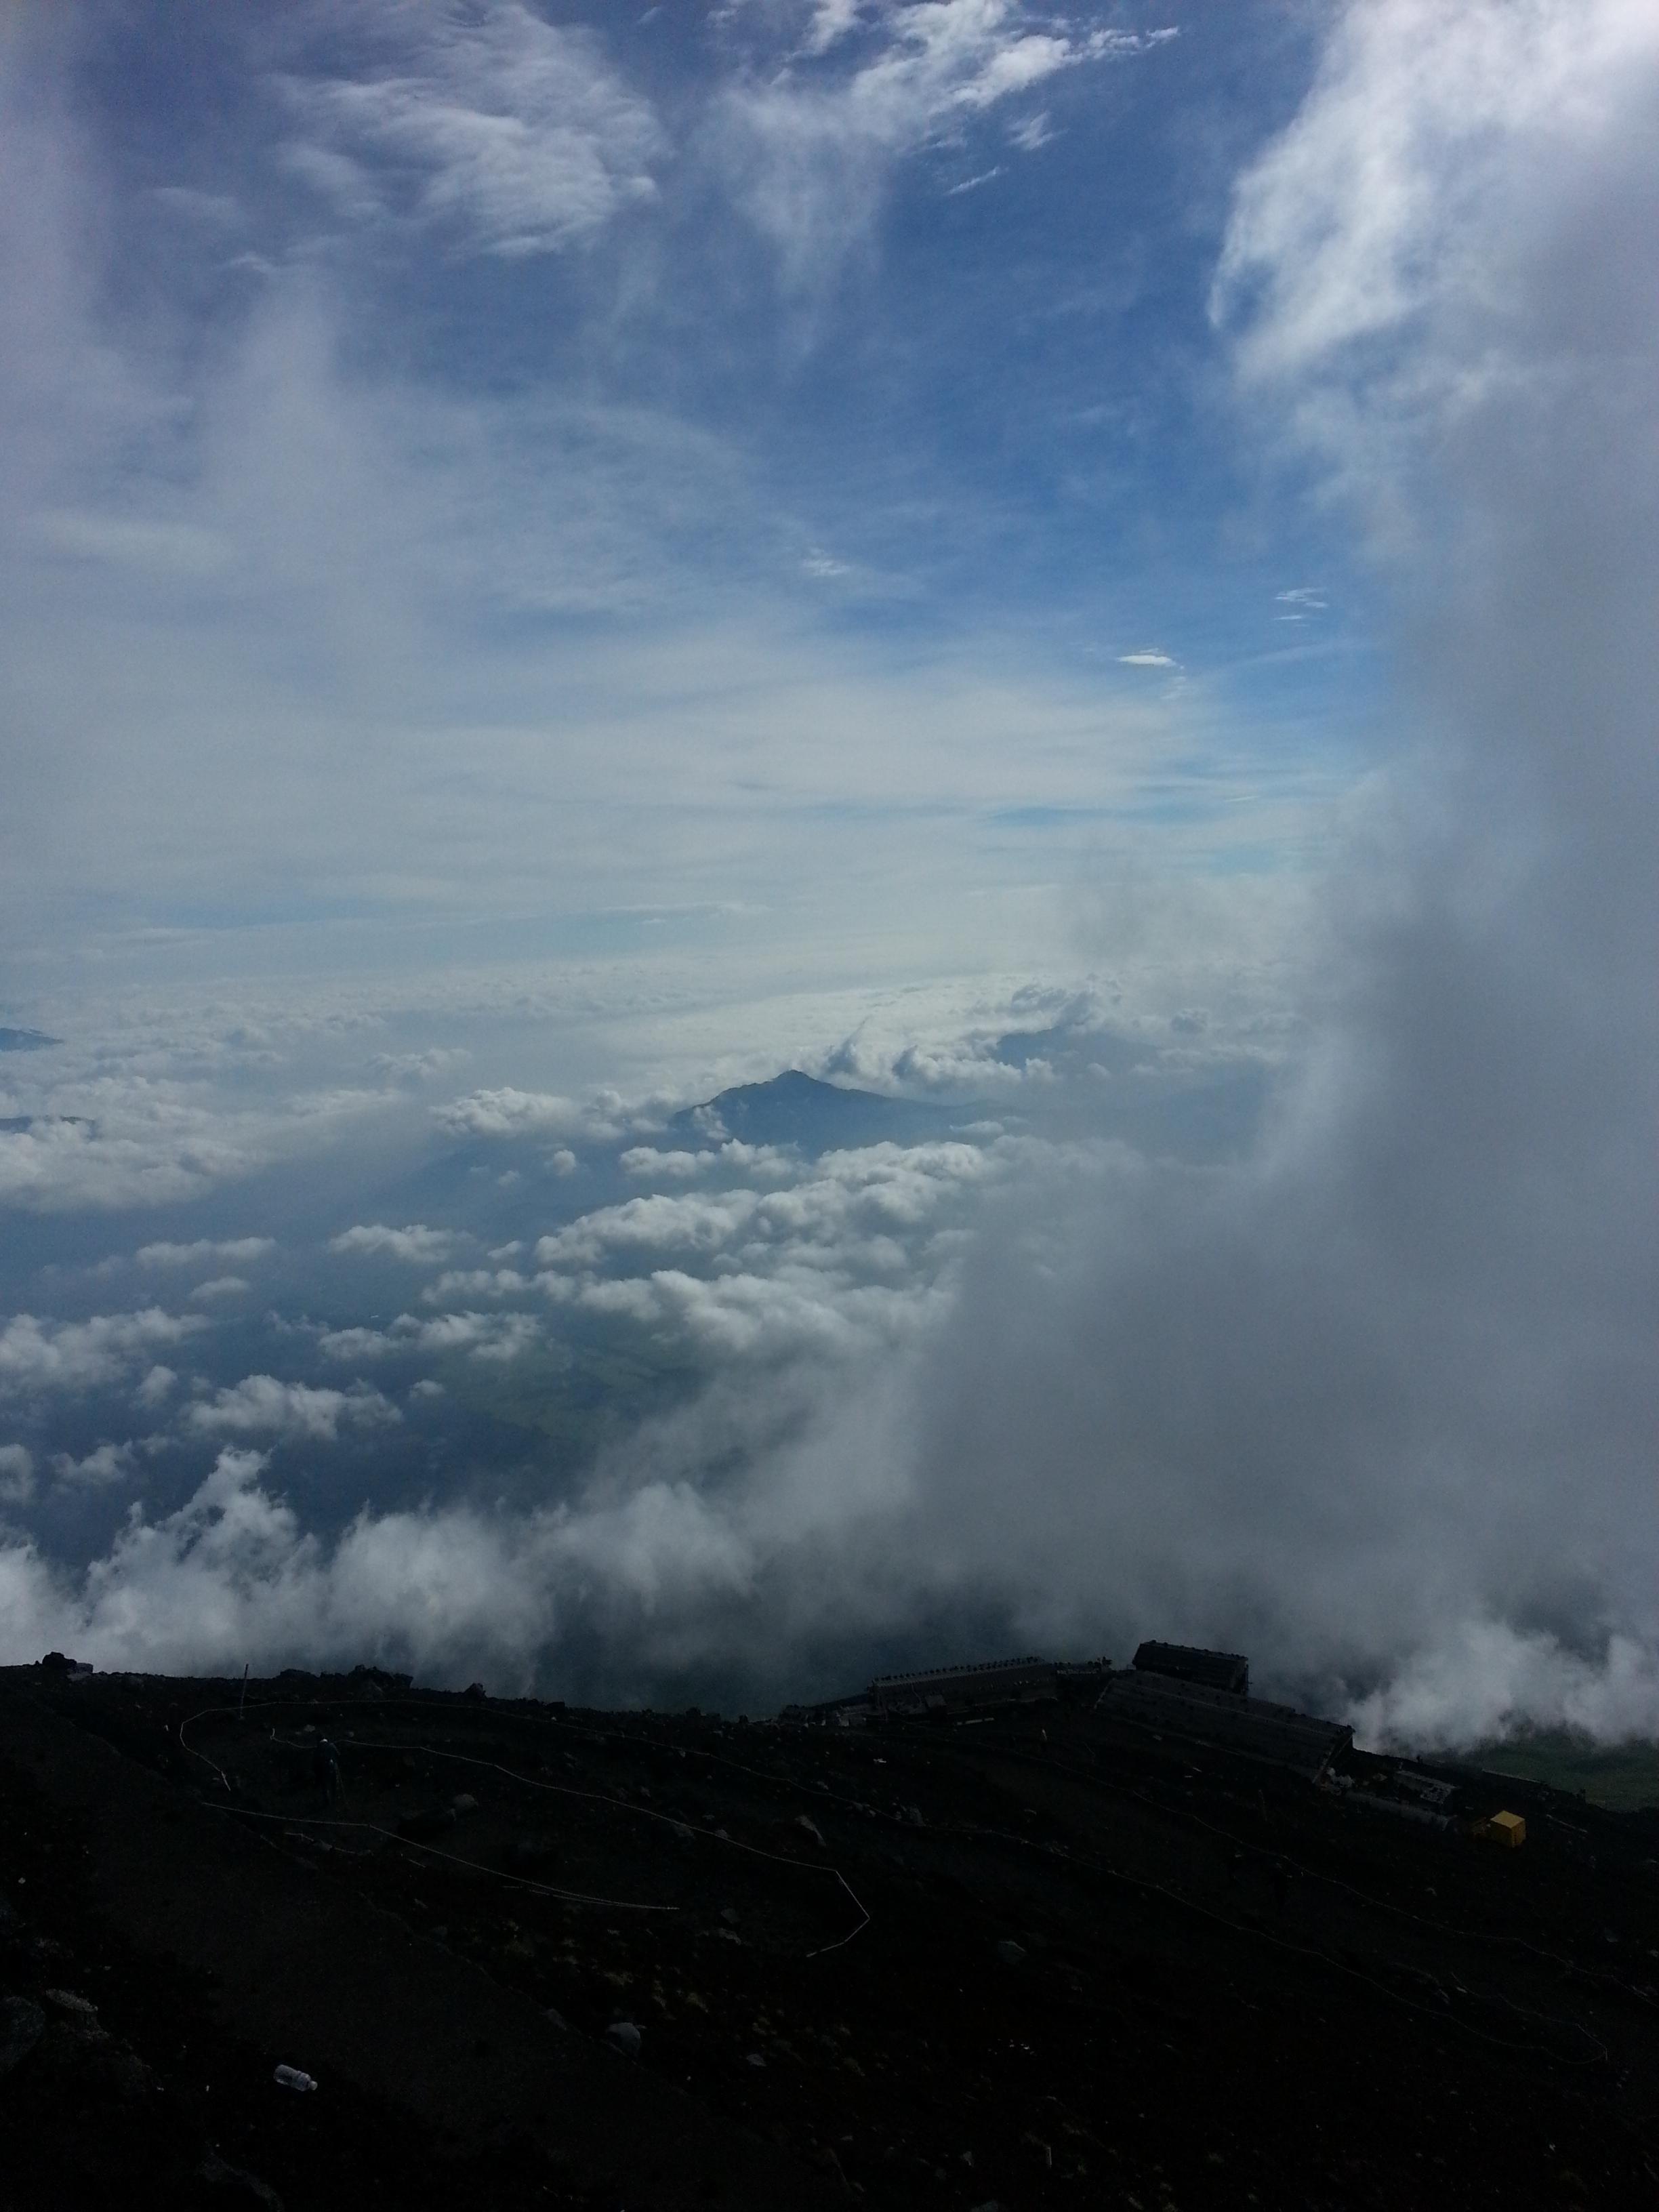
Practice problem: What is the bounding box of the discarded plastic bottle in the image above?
[273,2064,318,2093]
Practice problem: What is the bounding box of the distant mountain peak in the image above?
[672,1068,956,1155]
[708,1069,857,1107]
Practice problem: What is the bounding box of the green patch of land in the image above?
[1468,1732,1659,1811]
[437,1321,705,1469]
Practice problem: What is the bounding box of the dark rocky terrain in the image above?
[5,1656,1659,2210]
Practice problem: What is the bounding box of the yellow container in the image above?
[1482,1809,1526,1847]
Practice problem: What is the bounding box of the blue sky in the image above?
[1,1,1371,1000]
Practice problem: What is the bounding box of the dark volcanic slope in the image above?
[5,1666,1659,2211]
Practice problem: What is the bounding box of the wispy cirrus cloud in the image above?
[711,2,1174,288]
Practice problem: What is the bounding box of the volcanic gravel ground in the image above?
[5,1663,1659,2209]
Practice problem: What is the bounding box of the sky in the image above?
[1,1,1656,1746]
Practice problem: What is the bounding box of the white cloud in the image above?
[0,1444,741,1683]
[188,1275,251,1303]
[1217,0,1659,376]
[1006,108,1052,152]
[0,1400,1654,1737]
[423,1267,531,1300]
[185,1376,401,1442]
[51,1440,136,1490]
[1213,0,1659,527]
[286,2,665,258]
[800,0,866,57]
[434,1088,592,1141]
[369,1046,472,1084]
[605,1263,947,1364]
[312,1326,401,1364]
[0,1444,34,1505]
[134,1237,276,1269]
[0,1044,393,1214]
[535,1138,1011,1291]
[713,2,1171,288]
[0,1115,252,1214]
[316,1311,540,1365]
[329,1222,466,1263]
[620,1146,705,1181]
[714,1140,798,1181]
[404,1309,541,1363]
[1118,650,1176,668]
[0,1309,206,1396]
[136,1365,177,1410]
[536,1188,760,1269]
[1350,1622,1659,1753]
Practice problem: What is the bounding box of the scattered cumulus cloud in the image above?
[0,1310,207,1397]
[136,1366,178,1410]
[620,1146,705,1180]
[317,1311,541,1364]
[88,1237,276,1277]
[136,1237,276,1269]
[329,1222,468,1263]
[435,1088,600,1142]
[185,1376,402,1442]
[51,1440,137,1490]
[535,1139,1006,1273]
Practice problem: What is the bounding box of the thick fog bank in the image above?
[897,0,1659,1746]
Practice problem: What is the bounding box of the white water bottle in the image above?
[273,2064,317,2092]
